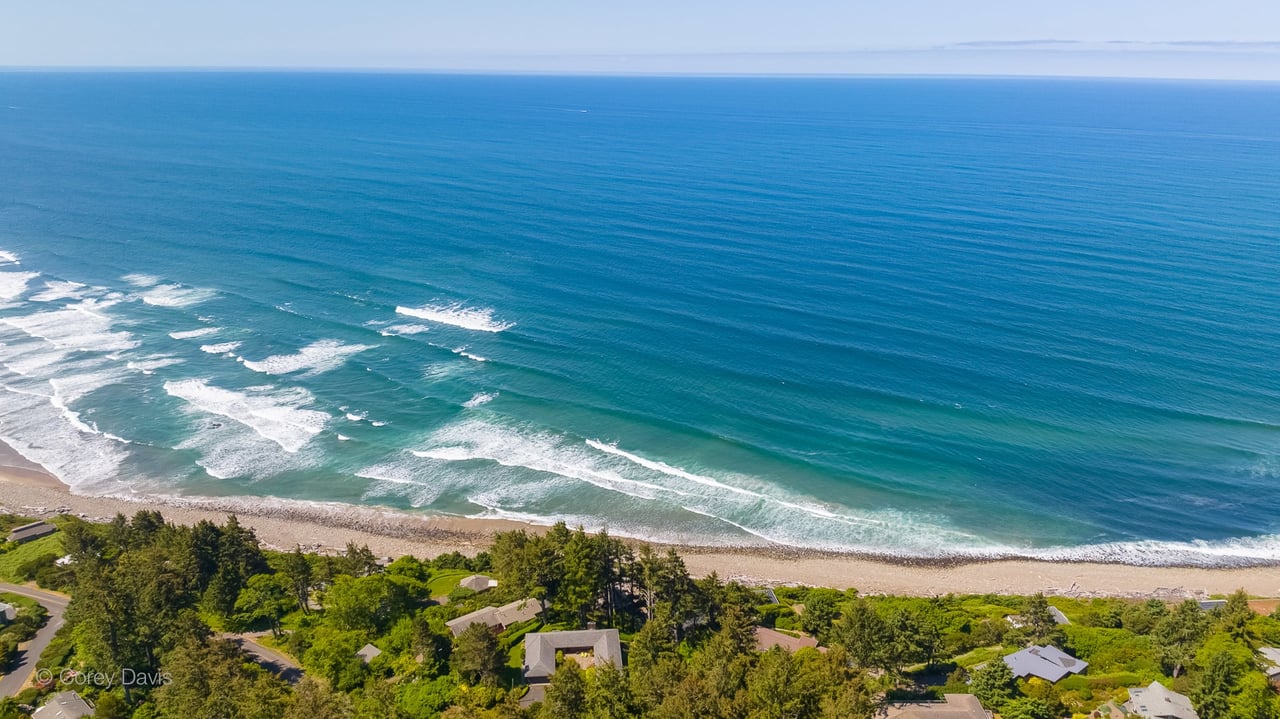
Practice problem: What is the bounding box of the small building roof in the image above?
[8,520,56,543]
[0,602,16,621]
[1197,600,1227,611]
[32,691,95,719]
[1049,607,1071,625]
[459,574,497,592]
[885,694,993,719]
[523,629,622,681]
[754,626,818,653]
[1126,682,1199,719]
[1004,645,1088,682]
[356,643,382,663]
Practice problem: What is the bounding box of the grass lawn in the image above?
[953,644,1008,669]
[0,533,64,583]
[426,569,471,597]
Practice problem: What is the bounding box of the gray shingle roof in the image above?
[446,598,542,637]
[32,691,95,719]
[1003,645,1088,682]
[1126,682,1199,719]
[523,629,622,680]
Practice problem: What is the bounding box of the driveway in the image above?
[218,632,304,684]
[0,583,69,697]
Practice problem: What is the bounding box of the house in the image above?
[0,602,16,623]
[1197,600,1227,612]
[1126,682,1199,719]
[754,626,819,653]
[31,691,95,718]
[8,520,56,544]
[458,574,498,593]
[446,598,542,637]
[523,629,622,683]
[755,587,780,605]
[356,643,382,663]
[1258,647,1280,686]
[884,694,993,719]
[1003,645,1088,682]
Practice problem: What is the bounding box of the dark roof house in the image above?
[446,598,542,637]
[8,520,56,544]
[1003,645,1088,682]
[523,629,622,683]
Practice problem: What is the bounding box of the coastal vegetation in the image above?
[0,511,1278,719]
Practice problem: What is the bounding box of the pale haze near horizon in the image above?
[2,0,1278,80]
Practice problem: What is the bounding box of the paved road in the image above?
[0,583,69,697]
[218,632,304,684]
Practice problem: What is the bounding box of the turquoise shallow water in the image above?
[0,73,1278,564]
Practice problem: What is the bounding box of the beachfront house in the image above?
[0,602,16,624]
[458,574,498,593]
[1003,645,1088,682]
[1125,682,1200,719]
[31,690,95,718]
[7,520,56,544]
[1258,647,1280,686]
[446,598,542,637]
[884,694,993,719]
[523,628,623,684]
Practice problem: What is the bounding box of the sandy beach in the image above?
[1,450,1276,599]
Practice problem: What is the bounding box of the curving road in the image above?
[0,583,68,697]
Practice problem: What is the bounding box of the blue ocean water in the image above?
[0,73,1277,564]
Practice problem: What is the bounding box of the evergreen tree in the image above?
[285,678,355,719]
[451,624,503,686]
[831,599,889,669]
[542,660,588,719]
[1022,593,1061,645]
[1154,600,1211,677]
[1193,650,1239,719]
[971,658,1019,709]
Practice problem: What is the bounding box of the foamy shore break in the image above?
[1,456,1276,600]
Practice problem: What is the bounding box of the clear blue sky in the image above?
[3,0,1278,79]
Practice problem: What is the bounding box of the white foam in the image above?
[140,283,215,307]
[370,420,388,427]
[0,300,139,353]
[169,327,221,340]
[345,411,366,422]
[378,323,432,337]
[126,356,184,375]
[0,250,19,265]
[452,347,488,362]
[30,280,89,302]
[163,379,328,453]
[122,273,160,287]
[200,341,241,354]
[241,339,374,376]
[463,392,497,408]
[586,439,762,499]
[0,271,40,300]
[337,434,351,441]
[395,303,513,332]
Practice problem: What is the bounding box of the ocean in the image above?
[0,73,1277,565]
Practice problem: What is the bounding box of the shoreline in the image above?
[1,459,1277,598]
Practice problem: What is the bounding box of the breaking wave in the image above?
[395,303,513,332]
